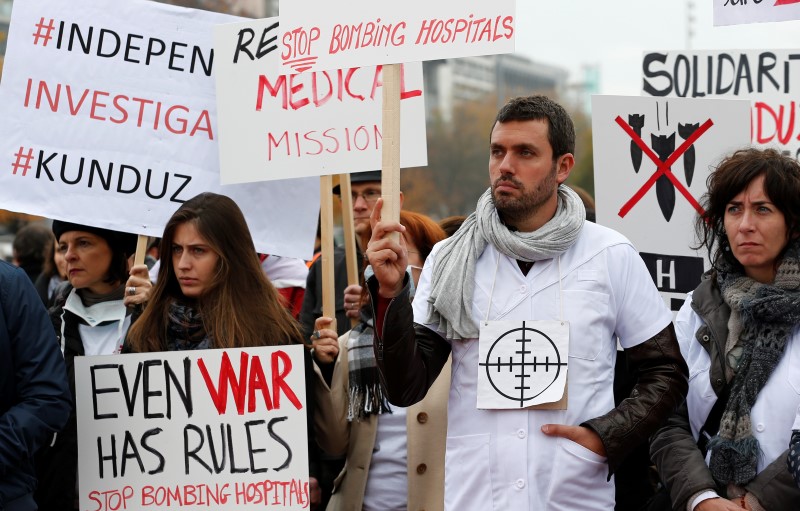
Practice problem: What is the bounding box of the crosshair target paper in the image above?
[477,320,568,409]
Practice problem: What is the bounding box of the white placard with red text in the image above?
[0,0,318,259]
[74,346,310,511]
[714,0,800,26]
[641,49,800,162]
[592,95,750,312]
[277,0,515,74]
[213,18,427,184]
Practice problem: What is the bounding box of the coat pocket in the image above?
[444,434,493,510]
[545,438,613,511]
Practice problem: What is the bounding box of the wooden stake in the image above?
[339,173,361,328]
[319,175,337,334]
[381,63,402,238]
[134,235,149,267]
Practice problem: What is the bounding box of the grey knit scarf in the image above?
[708,239,800,485]
[425,185,585,340]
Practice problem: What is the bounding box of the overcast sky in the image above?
[514,1,800,96]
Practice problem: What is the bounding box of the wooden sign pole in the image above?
[134,235,149,267]
[319,175,337,333]
[381,64,402,239]
[339,173,361,328]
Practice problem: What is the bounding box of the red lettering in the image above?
[271,350,302,410]
[197,352,249,415]
[247,355,274,412]
[66,85,89,115]
[90,90,109,121]
[288,74,310,110]
[110,95,128,124]
[256,74,288,111]
[268,131,290,160]
[400,64,422,100]
[190,110,213,139]
[164,105,189,134]
[344,68,364,101]
[312,71,334,107]
[755,101,797,145]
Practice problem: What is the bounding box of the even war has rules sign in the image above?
[277,0,515,74]
[642,50,800,161]
[592,96,750,311]
[713,0,800,26]
[74,346,310,511]
[213,18,427,184]
[0,0,319,260]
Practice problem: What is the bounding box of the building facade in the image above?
[423,54,569,122]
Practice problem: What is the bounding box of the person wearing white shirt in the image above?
[365,95,689,510]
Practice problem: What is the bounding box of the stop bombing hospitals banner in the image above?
[714,0,800,26]
[592,95,750,312]
[213,18,427,184]
[0,0,318,260]
[74,345,310,511]
[642,49,800,161]
[277,0,515,74]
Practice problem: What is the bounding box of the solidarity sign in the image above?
[714,0,800,25]
[0,0,319,259]
[74,346,310,511]
[642,50,800,162]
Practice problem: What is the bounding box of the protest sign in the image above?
[276,0,515,74]
[74,346,310,511]
[213,18,427,184]
[0,0,318,259]
[714,0,800,26]
[642,50,800,161]
[592,95,750,311]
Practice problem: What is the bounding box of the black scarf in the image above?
[166,301,213,351]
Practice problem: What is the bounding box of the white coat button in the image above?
[515,479,525,489]
[517,429,526,439]
[520,285,527,293]
[756,423,765,432]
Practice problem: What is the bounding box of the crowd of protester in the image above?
[2,95,800,511]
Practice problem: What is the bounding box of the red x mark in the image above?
[615,116,712,218]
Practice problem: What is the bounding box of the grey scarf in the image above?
[708,240,800,485]
[425,185,585,340]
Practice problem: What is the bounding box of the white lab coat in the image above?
[675,294,800,474]
[413,221,672,510]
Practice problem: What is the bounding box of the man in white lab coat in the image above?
[365,95,689,510]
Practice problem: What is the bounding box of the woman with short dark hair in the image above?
[35,221,150,511]
[651,148,800,511]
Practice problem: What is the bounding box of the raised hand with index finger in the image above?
[365,198,407,298]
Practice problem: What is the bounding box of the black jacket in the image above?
[650,272,800,510]
[0,261,71,510]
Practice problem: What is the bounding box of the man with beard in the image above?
[364,95,689,510]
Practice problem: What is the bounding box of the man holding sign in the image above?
[365,96,688,509]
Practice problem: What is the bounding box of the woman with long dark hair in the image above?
[125,192,320,506]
